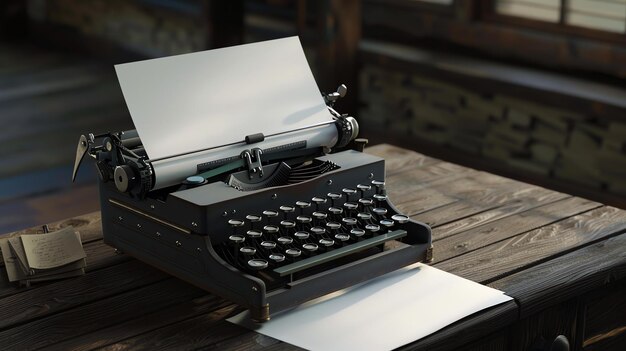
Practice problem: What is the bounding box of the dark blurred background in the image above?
[0,0,625,234]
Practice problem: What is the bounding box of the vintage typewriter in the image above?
[72,37,432,322]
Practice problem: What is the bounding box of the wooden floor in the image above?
[0,41,132,234]
[0,144,624,350]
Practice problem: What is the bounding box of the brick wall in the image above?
[359,65,626,196]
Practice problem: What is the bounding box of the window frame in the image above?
[479,0,626,45]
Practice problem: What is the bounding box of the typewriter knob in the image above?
[294,231,310,241]
[278,236,294,245]
[302,243,319,253]
[373,208,388,217]
[350,228,365,238]
[285,248,302,258]
[312,211,328,221]
[246,230,263,239]
[312,196,327,210]
[114,165,136,193]
[357,212,372,221]
[310,226,326,236]
[296,201,311,210]
[391,214,410,224]
[269,253,285,263]
[319,238,335,248]
[365,224,380,234]
[380,219,395,230]
[371,180,386,195]
[328,207,343,215]
[248,259,268,270]
[240,246,257,256]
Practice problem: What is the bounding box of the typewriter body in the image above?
[72,37,432,321]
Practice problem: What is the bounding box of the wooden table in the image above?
[1,144,625,350]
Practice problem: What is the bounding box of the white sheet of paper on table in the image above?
[228,263,513,351]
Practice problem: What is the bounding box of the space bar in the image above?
[273,230,407,277]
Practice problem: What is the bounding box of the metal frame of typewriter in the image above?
[98,150,432,321]
[74,87,432,322]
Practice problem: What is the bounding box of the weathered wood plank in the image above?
[435,206,626,284]
[489,233,626,318]
[416,182,566,228]
[49,295,230,351]
[0,260,166,330]
[434,197,601,262]
[0,278,206,350]
[96,305,246,351]
[365,143,441,175]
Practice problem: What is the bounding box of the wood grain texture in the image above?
[97,305,246,351]
[436,206,626,284]
[0,260,166,330]
[50,295,230,351]
[0,278,206,350]
[490,233,626,318]
[434,197,601,262]
[0,144,623,350]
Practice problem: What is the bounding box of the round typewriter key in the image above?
[240,246,256,255]
[372,180,385,192]
[328,207,343,215]
[327,192,341,206]
[357,212,372,221]
[373,207,388,216]
[248,259,268,270]
[327,192,341,200]
[342,188,357,200]
[263,210,278,217]
[228,219,245,227]
[261,241,276,249]
[365,224,380,233]
[318,238,335,247]
[278,236,293,245]
[280,205,295,214]
[357,184,372,191]
[350,228,366,237]
[229,235,245,244]
[343,202,358,210]
[285,248,301,257]
[294,231,310,240]
[373,194,387,202]
[326,221,341,231]
[312,211,327,220]
[312,196,327,210]
[310,226,325,235]
[269,253,285,263]
[358,198,374,207]
[296,201,311,209]
[280,220,296,229]
[246,230,262,239]
[263,225,279,234]
[342,217,358,226]
[335,233,350,242]
[296,216,312,224]
[302,243,318,252]
[391,214,410,224]
[380,219,395,228]
[246,214,262,223]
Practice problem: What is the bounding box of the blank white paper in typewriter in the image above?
[228,263,512,351]
[115,36,339,189]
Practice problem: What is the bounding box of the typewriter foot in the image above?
[425,246,434,263]
[114,248,124,255]
[250,304,270,323]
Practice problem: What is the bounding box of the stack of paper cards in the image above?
[0,226,86,286]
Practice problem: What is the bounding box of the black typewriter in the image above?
[72,38,432,322]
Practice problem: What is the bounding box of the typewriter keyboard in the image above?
[216,180,412,285]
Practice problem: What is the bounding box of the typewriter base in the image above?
[99,150,432,321]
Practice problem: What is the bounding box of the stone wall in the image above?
[32,0,207,56]
[359,65,626,196]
